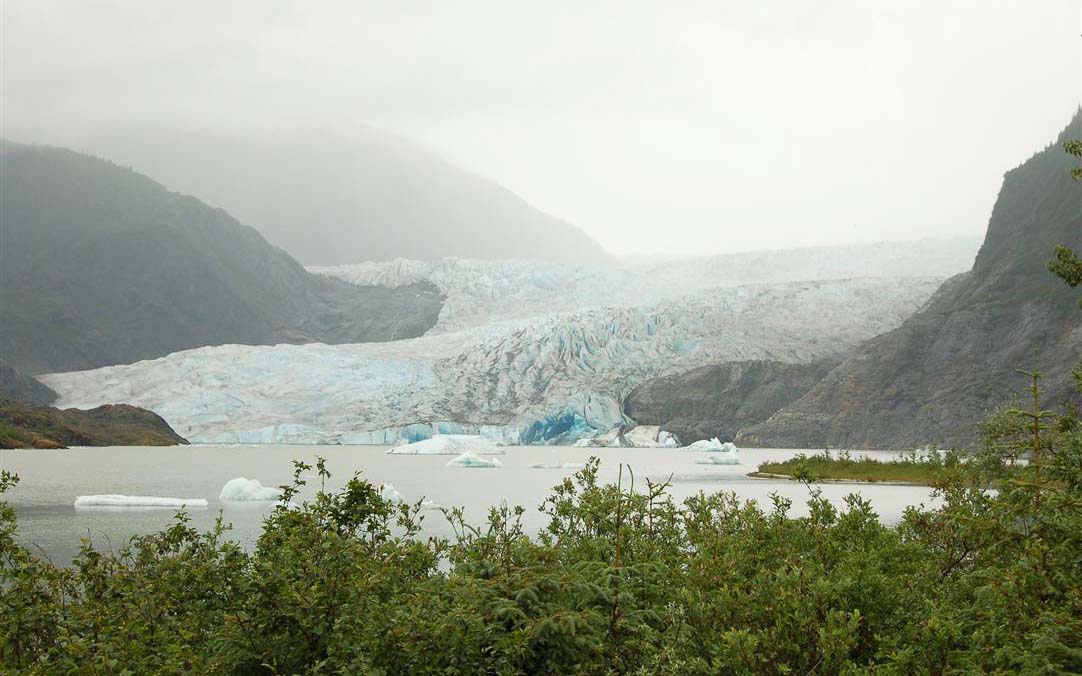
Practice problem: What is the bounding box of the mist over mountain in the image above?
[0,140,444,374]
[50,126,611,266]
[735,111,1082,449]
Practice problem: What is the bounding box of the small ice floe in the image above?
[387,435,505,455]
[530,462,585,469]
[694,454,740,466]
[446,450,502,468]
[218,477,283,501]
[379,483,404,503]
[684,438,739,453]
[74,494,208,508]
[420,499,443,511]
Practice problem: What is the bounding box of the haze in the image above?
[4,0,1079,256]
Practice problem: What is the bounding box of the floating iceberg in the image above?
[387,434,505,455]
[380,483,404,503]
[74,494,208,508]
[684,438,739,453]
[420,499,443,511]
[446,450,502,468]
[530,462,585,469]
[219,477,282,501]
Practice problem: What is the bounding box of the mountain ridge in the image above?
[0,139,444,374]
[28,126,611,266]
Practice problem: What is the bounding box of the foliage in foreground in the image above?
[3,382,1082,675]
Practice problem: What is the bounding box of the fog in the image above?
[3,0,1079,256]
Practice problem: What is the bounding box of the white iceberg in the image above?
[530,462,584,469]
[420,499,443,511]
[446,450,502,468]
[74,494,208,508]
[387,434,505,455]
[380,483,404,503]
[218,477,283,501]
[683,438,740,453]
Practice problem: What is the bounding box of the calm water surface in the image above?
[2,445,939,565]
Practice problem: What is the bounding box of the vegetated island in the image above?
[0,398,188,449]
[750,450,956,485]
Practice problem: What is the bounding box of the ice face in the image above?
[218,478,283,501]
[74,495,209,508]
[446,451,502,468]
[42,259,945,446]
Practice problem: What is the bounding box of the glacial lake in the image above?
[2,445,939,566]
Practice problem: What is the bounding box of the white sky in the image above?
[3,0,1080,255]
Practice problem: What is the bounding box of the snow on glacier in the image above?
[42,270,945,445]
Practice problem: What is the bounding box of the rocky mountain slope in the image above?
[623,359,838,444]
[0,399,187,449]
[0,140,444,374]
[737,111,1082,450]
[0,360,57,406]
[58,127,611,266]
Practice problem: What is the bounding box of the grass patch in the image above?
[754,449,960,485]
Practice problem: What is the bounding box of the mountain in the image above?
[737,111,1082,450]
[0,360,58,406]
[52,127,611,266]
[623,359,838,444]
[0,398,186,449]
[0,140,444,374]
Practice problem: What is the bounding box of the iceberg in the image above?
[74,494,208,508]
[684,438,739,453]
[446,450,502,468]
[694,454,740,466]
[530,462,585,469]
[379,483,404,503]
[218,477,282,501]
[387,434,505,455]
[420,499,443,511]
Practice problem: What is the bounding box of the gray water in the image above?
[1,445,938,566]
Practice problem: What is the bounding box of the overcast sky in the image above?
[4,1,1079,256]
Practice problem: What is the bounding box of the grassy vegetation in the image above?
[0,398,187,448]
[753,449,959,485]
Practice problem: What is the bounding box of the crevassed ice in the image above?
[42,260,945,446]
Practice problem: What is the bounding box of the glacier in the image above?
[42,256,948,445]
